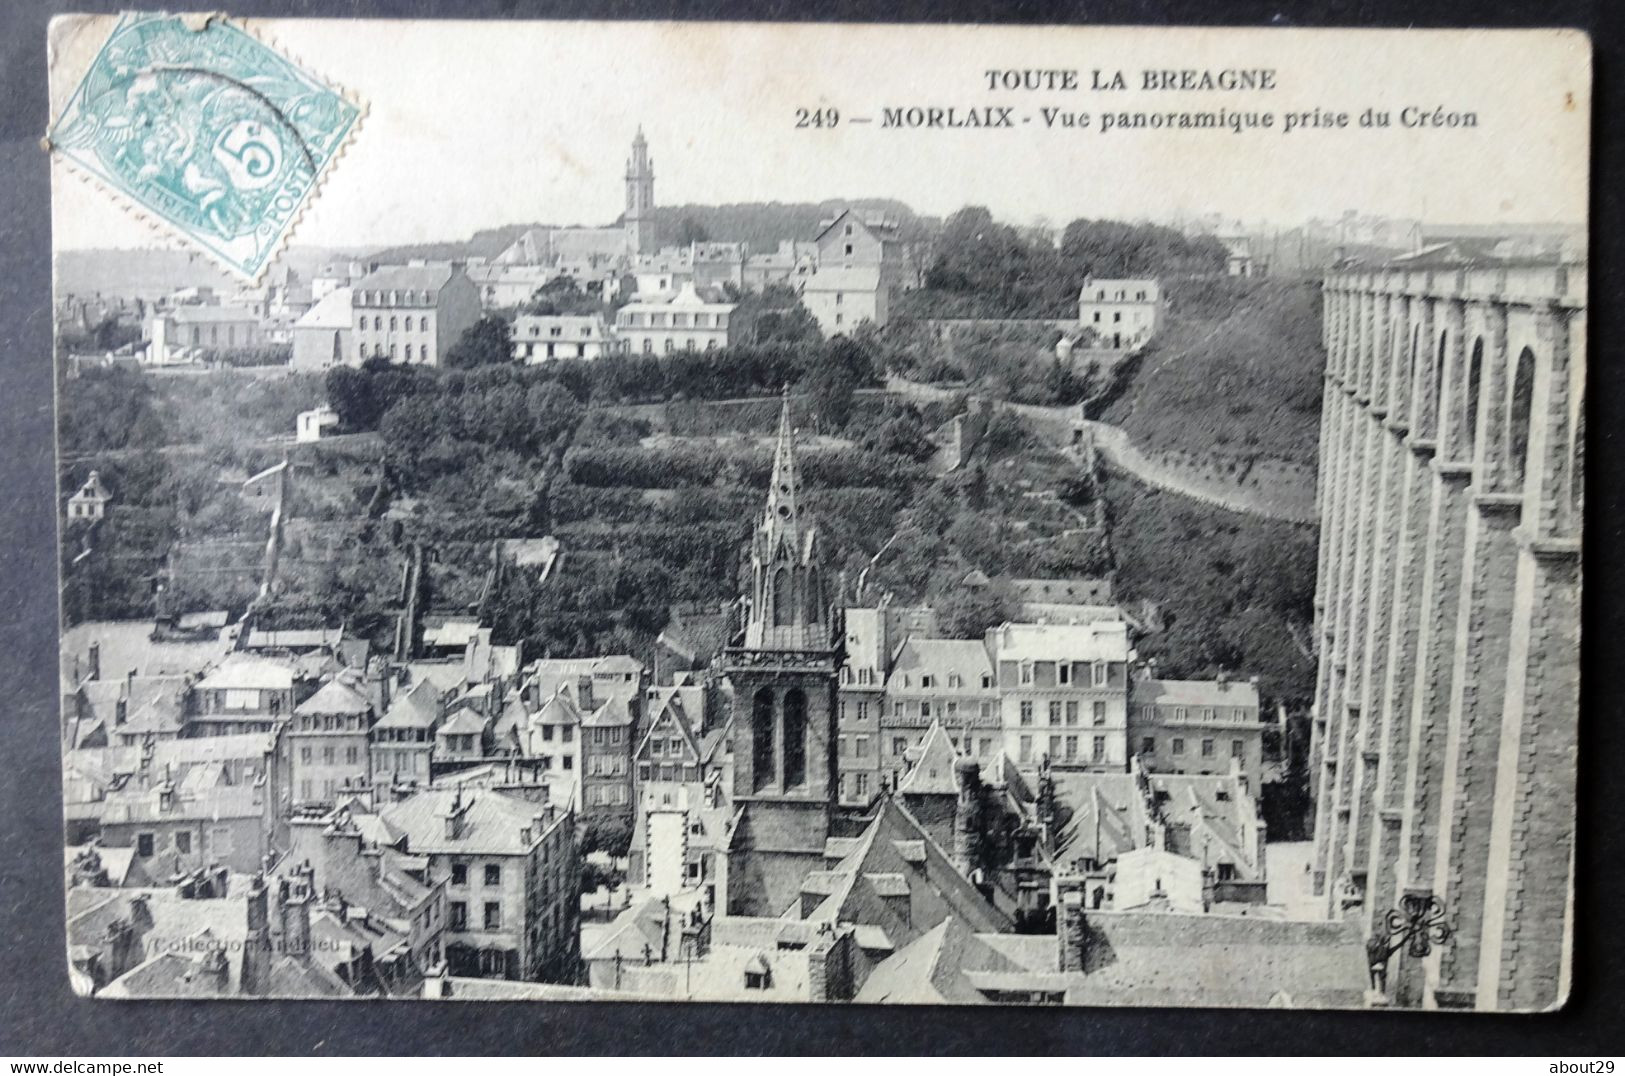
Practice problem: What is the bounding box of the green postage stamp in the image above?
[47,13,361,279]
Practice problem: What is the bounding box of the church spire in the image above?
[744,390,825,650]
[762,387,803,549]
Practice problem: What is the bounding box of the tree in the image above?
[935,579,1018,638]
[444,315,514,369]
[674,215,711,245]
[580,814,633,859]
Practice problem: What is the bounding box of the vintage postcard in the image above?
[48,17,1587,1011]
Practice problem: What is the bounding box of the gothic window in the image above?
[752,688,775,791]
[783,688,808,789]
[1507,347,1536,496]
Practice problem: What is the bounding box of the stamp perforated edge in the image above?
[45,11,369,284]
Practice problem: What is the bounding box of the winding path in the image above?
[886,376,1317,525]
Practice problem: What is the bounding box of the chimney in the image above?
[128,892,153,931]
[87,641,101,681]
[281,863,314,958]
[576,674,595,712]
[952,757,984,878]
[1057,888,1089,973]
[202,946,231,992]
[442,788,472,841]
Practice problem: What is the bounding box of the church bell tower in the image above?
[624,127,657,255]
[720,393,843,916]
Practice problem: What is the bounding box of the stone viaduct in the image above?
[1309,255,1583,1012]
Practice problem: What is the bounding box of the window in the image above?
[1019,735,1033,762]
[1049,735,1061,759]
[948,673,961,689]
[1092,661,1108,687]
[1232,739,1245,759]
[1093,701,1107,726]
[1020,701,1034,726]
[1065,701,1079,726]
[389,316,398,331]
[300,746,313,764]
[921,675,934,689]
[1141,736,1156,754]
[136,833,155,857]
[981,674,993,689]
[745,969,771,990]
[920,701,932,719]
[1048,701,1062,725]
[980,701,992,719]
[451,863,468,886]
[1064,736,1078,761]
[481,903,502,933]
[450,902,467,931]
[346,745,359,765]
[1058,664,1071,685]
[854,773,869,797]
[1202,739,1216,758]
[485,864,502,886]
[892,737,908,755]
[1093,736,1107,762]
[854,736,869,758]
[1020,664,1034,686]
[1172,738,1186,756]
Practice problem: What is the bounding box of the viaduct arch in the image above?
[1309,256,1583,1012]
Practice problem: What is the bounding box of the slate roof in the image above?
[1134,677,1261,710]
[437,706,490,736]
[896,722,963,796]
[195,655,297,692]
[293,286,353,330]
[888,639,993,692]
[380,788,556,857]
[989,620,1130,663]
[373,679,442,731]
[294,675,371,716]
[353,264,460,298]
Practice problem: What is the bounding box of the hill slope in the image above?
[1100,277,1326,466]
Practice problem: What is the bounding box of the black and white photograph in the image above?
[41,16,1588,1016]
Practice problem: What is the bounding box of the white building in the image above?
[289,287,354,371]
[67,471,112,523]
[615,282,738,354]
[351,263,482,366]
[145,305,267,366]
[799,265,888,337]
[988,619,1133,770]
[295,407,340,444]
[511,315,626,363]
[1076,277,1164,350]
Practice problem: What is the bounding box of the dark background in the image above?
[2,0,1619,1055]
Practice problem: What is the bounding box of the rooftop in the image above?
[1135,677,1261,710]
[990,620,1131,664]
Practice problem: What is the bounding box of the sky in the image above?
[48,20,1591,252]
